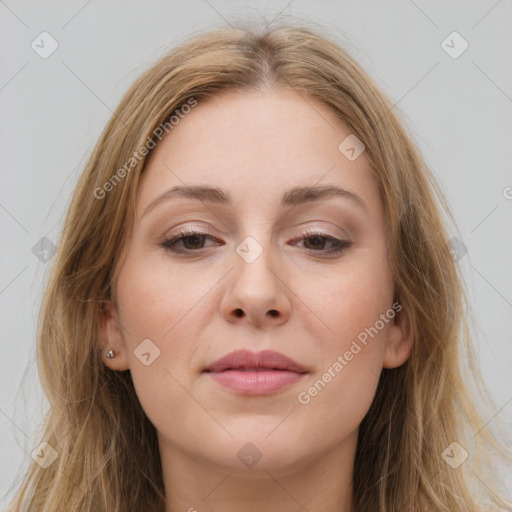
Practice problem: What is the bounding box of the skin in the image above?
[100,88,414,512]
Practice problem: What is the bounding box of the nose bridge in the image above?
[233,231,279,290]
[221,227,291,326]
[232,211,274,269]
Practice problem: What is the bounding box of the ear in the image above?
[97,301,130,371]
[382,303,414,369]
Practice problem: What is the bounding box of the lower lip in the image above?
[207,370,306,394]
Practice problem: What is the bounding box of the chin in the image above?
[203,425,317,474]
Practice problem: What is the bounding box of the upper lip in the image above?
[204,349,307,373]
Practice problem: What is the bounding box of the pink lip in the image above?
[204,349,308,395]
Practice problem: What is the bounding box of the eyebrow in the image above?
[142,184,368,218]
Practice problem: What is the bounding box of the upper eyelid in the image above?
[165,228,344,240]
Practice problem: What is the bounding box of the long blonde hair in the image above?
[7,19,511,511]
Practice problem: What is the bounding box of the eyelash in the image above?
[160,228,351,257]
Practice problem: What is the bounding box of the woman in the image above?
[7,20,511,511]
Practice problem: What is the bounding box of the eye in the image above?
[161,228,220,254]
[294,229,352,257]
[160,228,351,257]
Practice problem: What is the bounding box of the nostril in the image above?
[268,310,279,317]
[234,308,244,317]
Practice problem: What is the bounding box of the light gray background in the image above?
[1,0,511,506]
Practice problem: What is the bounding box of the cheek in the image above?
[116,253,209,346]
[114,254,206,396]
[305,252,393,350]
[294,255,393,412]
[294,279,394,444]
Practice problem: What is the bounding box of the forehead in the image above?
[137,89,379,215]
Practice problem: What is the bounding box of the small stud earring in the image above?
[106,349,115,359]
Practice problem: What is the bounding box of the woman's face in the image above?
[101,88,413,474]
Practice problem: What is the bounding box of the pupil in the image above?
[184,235,203,249]
[307,236,323,249]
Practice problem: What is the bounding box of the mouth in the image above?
[203,349,308,395]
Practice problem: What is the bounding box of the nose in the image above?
[220,236,292,328]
